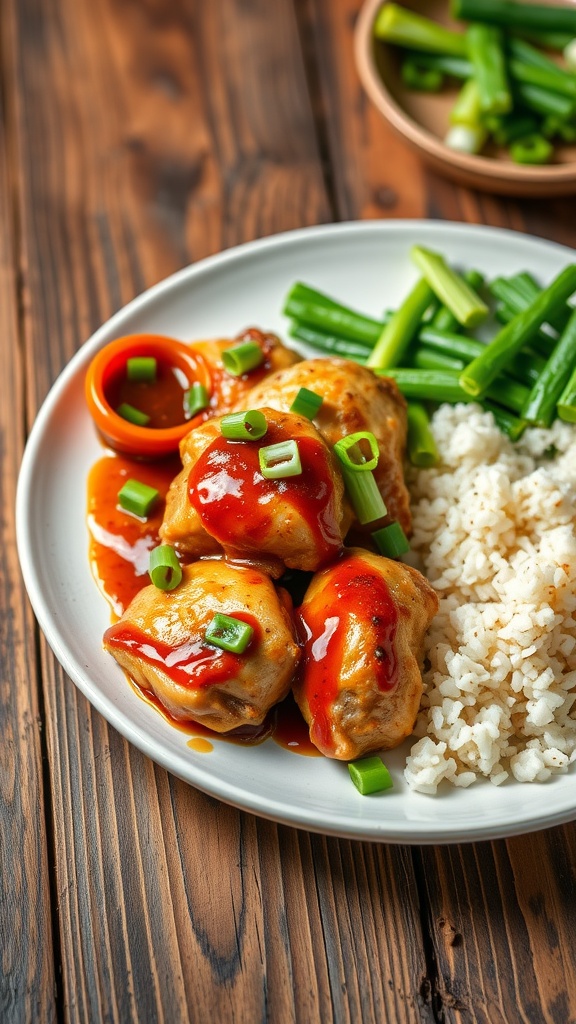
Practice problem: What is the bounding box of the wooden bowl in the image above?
[354,0,576,195]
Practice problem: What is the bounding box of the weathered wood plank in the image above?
[417,828,576,1024]
[8,0,433,1020]
[0,41,57,1024]
[297,0,427,221]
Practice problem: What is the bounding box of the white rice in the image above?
[403,403,576,794]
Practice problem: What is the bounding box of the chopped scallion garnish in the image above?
[259,440,302,479]
[289,387,323,419]
[205,613,254,653]
[348,756,393,795]
[126,356,157,382]
[220,410,268,440]
[222,340,265,377]
[116,402,150,427]
[333,431,379,472]
[372,521,410,559]
[117,479,159,518]
[340,466,387,525]
[184,382,209,418]
[149,545,183,591]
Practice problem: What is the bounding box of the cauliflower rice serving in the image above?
[404,403,576,795]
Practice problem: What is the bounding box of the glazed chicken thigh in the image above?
[242,358,412,534]
[160,407,349,576]
[104,560,300,732]
[294,547,438,759]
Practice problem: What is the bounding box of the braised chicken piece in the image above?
[103,560,300,732]
[191,327,299,419]
[242,358,412,534]
[293,548,438,760]
[159,407,349,577]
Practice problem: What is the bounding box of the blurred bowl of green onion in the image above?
[354,0,576,194]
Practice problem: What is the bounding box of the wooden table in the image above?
[4,0,576,1020]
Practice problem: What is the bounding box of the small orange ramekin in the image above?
[85,334,212,457]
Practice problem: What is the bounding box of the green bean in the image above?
[288,322,370,363]
[557,366,576,422]
[406,403,440,467]
[283,296,382,346]
[460,265,576,397]
[521,308,576,426]
[418,326,545,387]
[367,278,434,369]
[410,246,488,328]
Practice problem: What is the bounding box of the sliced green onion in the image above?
[372,521,410,559]
[449,78,483,127]
[259,440,302,479]
[205,613,254,654]
[516,82,575,120]
[557,366,576,422]
[366,278,434,369]
[509,134,553,166]
[407,402,439,467]
[339,465,387,525]
[149,545,183,591]
[220,410,268,440]
[289,387,323,419]
[453,0,576,34]
[126,356,157,382]
[117,479,159,518]
[405,52,472,79]
[333,431,379,472]
[564,38,576,71]
[116,402,151,427]
[444,124,487,155]
[410,246,488,329]
[401,58,444,92]
[348,756,393,796]
[374,3,468,56]
[466,23,511,115]
[184,381,209,418]
[222,340,264,377]
[492,113,539,146]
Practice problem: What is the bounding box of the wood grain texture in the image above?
[0,47,57,1024]
[298,0,427,221]
[416,828,576,1024]
[6,0,435,1020]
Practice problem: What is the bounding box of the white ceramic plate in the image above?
[17,220,576,844]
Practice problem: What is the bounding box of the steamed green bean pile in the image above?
[283,245,576,466]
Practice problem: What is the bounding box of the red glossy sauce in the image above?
[104,612,260,689]
[105,357,192,428]
[87,453,179,616]
[295,554,399,755]
[88,451,319,755]
[130,681,320,756]
[187,420,341,565]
